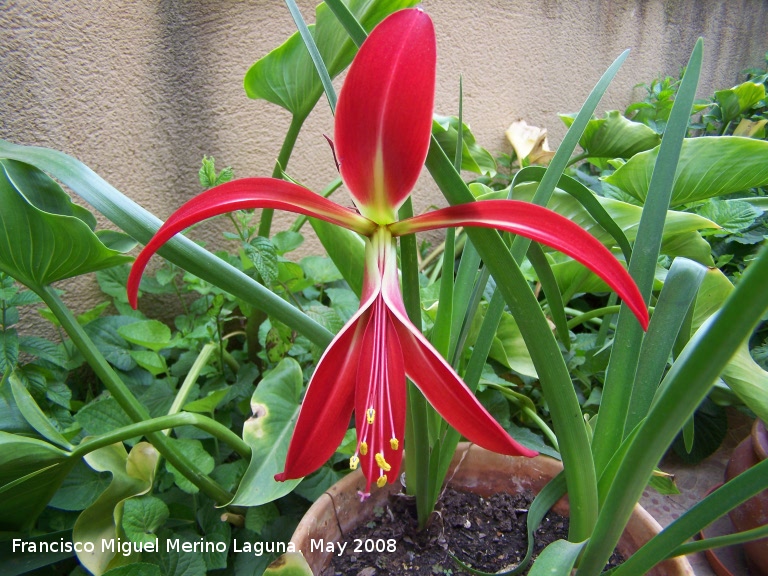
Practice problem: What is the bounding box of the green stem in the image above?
[39,286,233,504]
[71,411,251,461]
[166,342,216,426]
[566,305,623,329]
[566,152,590,167]
[258,114,307,238]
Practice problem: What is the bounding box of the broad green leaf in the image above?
[117,320,172,351]
[696,199,762,234]
[76,397,135,439]
[129,350,168,376]
[469,303,537,378]
[293,465,344,501]
[528,539,585,576]
[0,327,19,373]
[103,564,162,576]
[122,495,169,545]
[300,254,343,284]
[9,371,73,449]
[0,160,132,290]
[244,236,278,286]
[0,432,74,531]
[272,230,305,255]
[604,137,768,206]
[326,287,360,322]
[714,81,765,123]
[433,115,497,176]
[230,358,303,506]
[197,501,231,570]
[49,460,112,511]
[691,268,768,423]
[1,530,76,576]
[264,552,314,576]
[245,502,281,535]
[309,218,364,296]
[560,110,660,158]
[183,388,229,413]
[74,442,158,576]
[164,438,214,494]
[148,533,208,576]
[244,0,418,118]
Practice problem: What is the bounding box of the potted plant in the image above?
[2,1,768,575]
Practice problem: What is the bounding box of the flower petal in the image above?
[127,178,375,308]
[390,200,650,329]
[379,233,537,458]
[335,9,436,224]
[275,310,365,481]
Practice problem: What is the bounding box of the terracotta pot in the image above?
[725,418,768,576]
[290,443,694,575]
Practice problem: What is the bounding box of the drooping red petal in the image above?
[275,308,370,481]
[379,233,537,458]
[390,200,650,329]
[354,297,407,491]
[335,9,436,224]
[127,178,375,308]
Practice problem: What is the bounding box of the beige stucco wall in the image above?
[2,0,767,331]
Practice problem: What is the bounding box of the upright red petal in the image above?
[335,9,436,224]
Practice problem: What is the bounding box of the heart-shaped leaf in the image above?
[604,136,768,206]
[0,159,133,291]
[230,358,304,506]
[244,0,419,118]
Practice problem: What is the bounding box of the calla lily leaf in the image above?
[604,136,768,206]
[560,110,661,159]
[0,432,75,531]
[0,159,133,290]
[714,81,765,123]
[230,358,304,506]
[244,0,418,118]
[433,115,497,177]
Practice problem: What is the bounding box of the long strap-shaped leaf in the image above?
[0,140,334,348]
[591,39,703,477]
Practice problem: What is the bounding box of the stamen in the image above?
[377,474,388,488]
[390,438,399,450]
[375,452,391,472]
[366,408,375,424]
[359,441,368,456]
[349,456,360,470]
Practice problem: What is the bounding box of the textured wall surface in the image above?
[2,0,767,328]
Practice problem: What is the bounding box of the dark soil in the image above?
[325,487,622,575]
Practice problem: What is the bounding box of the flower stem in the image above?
[71,411,251,461]
[258,113,307,238]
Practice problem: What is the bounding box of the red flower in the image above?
[128,9,648,495]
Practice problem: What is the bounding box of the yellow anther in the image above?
[390,438,399,450]
[359,441,368,455]
[377,474,388,488]
[349,456,359,470]
[375,452,391,472]
[366,408,375,424]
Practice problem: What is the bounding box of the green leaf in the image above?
[484,306,538,378]
[129,350,168,376]
[149,533,208,576]
[9,371,73,449]
[244,0,418,118]
[691,268,768,423]
[49,460,112,511]
[300,255,343,284]
[230,358,304,506]
[432,115,497,176]
[326,287,360,322]
[76,397,135,439]
[696,199,762,234]
[183,388,229,414]
[0,327,19,373]
[714,81,766,123]
[0,160,132,290]
[528,539,585,576]
[117,320,173,351]
[264,552,314,576]
[245,502,281,535]
[103,564,162,576]
[604,136,768,206]
[273,230,305,255]
[560,110,661,158]
[122,495,169,545]
[309,218,365,296]
[244,236,279,286]
[0,432,74,531]
[74,442,158,576]
[164,438,215,494]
